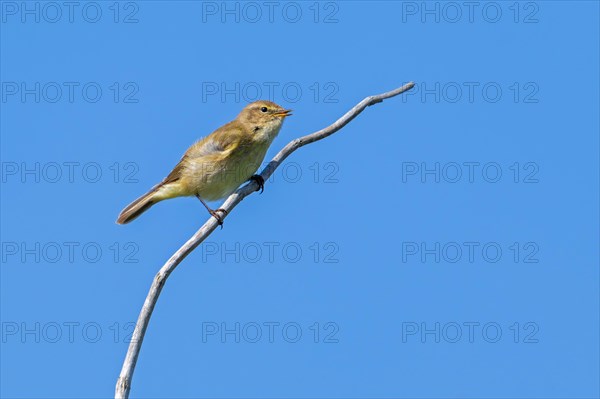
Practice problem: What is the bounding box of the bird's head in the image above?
[237,100,292,139]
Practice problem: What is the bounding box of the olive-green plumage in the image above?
[116,100,291,224]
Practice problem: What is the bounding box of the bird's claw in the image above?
[249,175,265,194]
[210,208,228,229]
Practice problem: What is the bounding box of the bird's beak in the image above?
[275,109,292,118]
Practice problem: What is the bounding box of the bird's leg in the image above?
[196,195,227,228]
[249,174,265,194]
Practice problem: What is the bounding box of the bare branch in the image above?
[115,82,415,398]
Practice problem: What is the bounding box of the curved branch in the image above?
[114,82,415,398]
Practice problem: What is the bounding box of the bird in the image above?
[116,100,291,226]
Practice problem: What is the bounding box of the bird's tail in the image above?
[116,188,160,224]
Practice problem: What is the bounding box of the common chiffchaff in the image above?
[116,100,291,225]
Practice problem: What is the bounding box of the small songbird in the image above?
[116,101,292,225]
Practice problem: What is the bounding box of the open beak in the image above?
[275,109,292,118]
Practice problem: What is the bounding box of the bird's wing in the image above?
[160,121,245,185]
[196,121,245,155]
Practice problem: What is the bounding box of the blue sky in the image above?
[1,1,599,398]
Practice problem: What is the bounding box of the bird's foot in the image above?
[249,175,265,194]
[210,208,228,229]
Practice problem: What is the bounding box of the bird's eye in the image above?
[260,107,268,113]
